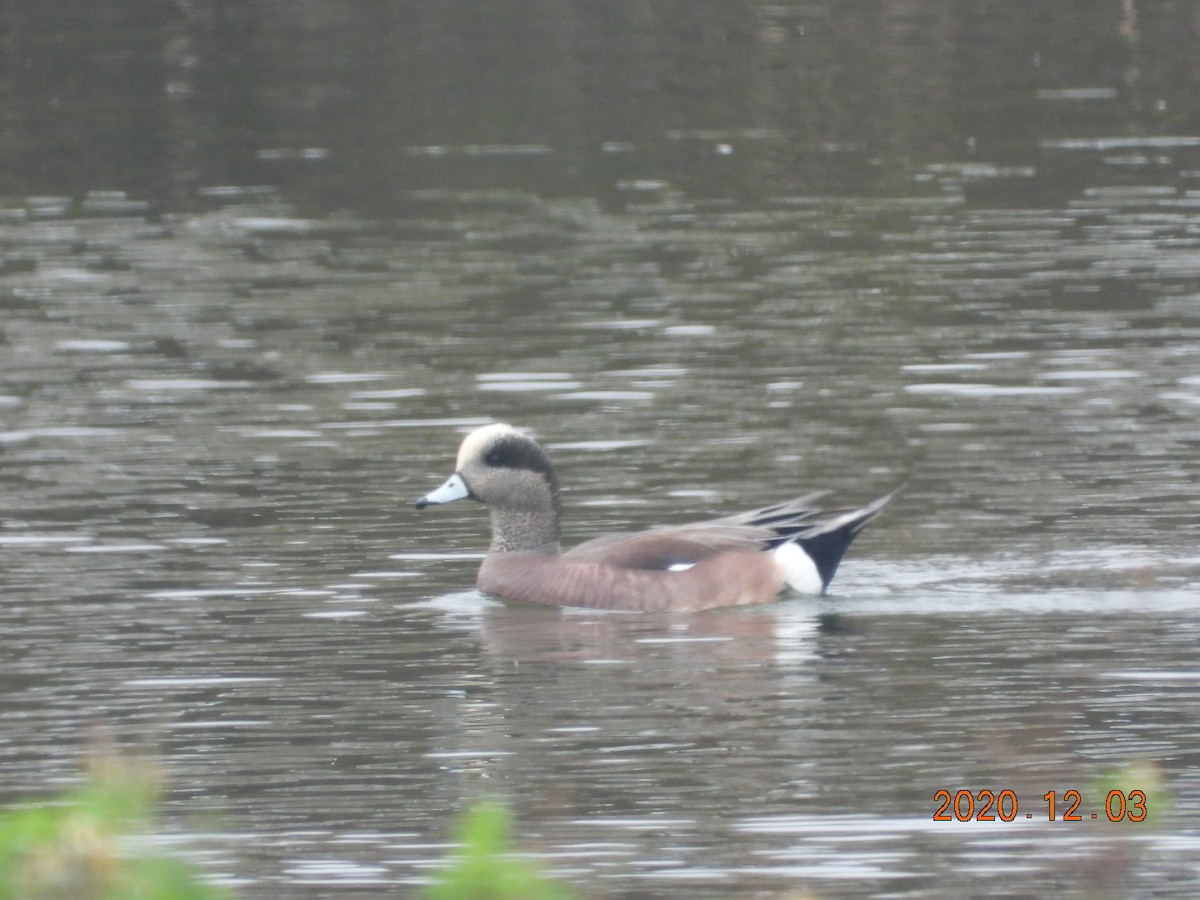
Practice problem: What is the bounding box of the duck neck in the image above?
[487,502,561,555]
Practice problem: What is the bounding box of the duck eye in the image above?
[485,449,505,466]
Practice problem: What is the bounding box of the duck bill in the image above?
[415,472,470,509]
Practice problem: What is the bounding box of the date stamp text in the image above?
[933,789,1147,822]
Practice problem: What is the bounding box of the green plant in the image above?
[0,751,234,900]
[1091,759,1170,824]
[424,800,576,900]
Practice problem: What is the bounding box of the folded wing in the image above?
[560,491,834,570]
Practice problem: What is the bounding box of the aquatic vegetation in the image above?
[424,800,576,900]
[0,750,574,900]
[1092,759,1170,824]
[0,751,234,900]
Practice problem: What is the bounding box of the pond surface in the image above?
[3,2,1200,897]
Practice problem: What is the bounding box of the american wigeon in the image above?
[416,423,896,612]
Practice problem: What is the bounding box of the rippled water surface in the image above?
[4,3,1200,897]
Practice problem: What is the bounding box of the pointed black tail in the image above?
[795,489,898,593]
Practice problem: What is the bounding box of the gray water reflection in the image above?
[5,6,1200,891]
[2,174,1199,894]
[8,1,1200,214]
[420,595,1198,896]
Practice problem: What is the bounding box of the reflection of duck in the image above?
[475,602,824,671]
[417,423,897,612]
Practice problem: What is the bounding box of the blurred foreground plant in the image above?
[1092,759,1170,823]
[424,800,576,900]
[0,749,234,900]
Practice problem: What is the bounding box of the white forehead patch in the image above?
[456,422,522,470]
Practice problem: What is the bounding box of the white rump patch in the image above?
[667,562,696,572]
[774,542,823,595]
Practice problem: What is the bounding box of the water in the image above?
[3,2,1200,897]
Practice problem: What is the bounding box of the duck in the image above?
[415,423,896,612]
